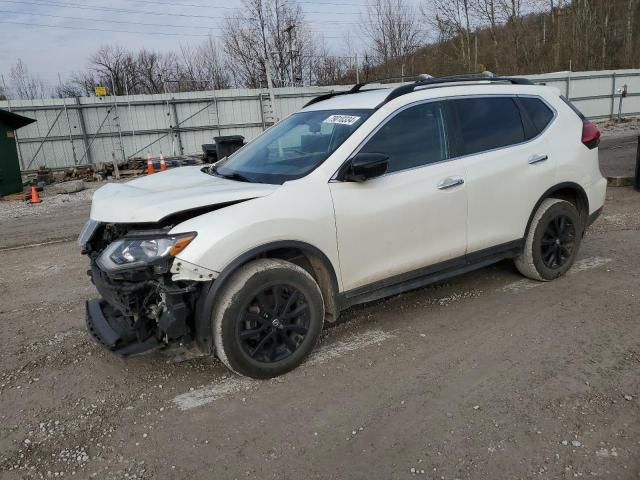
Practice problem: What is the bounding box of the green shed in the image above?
[0,109,35,196]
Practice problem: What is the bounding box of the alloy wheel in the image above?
[236,284,310,363]
[540,214,576,269]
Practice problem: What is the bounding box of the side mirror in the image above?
[341,153,389,182]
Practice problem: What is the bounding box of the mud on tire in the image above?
[212,258,325,379]
[515,198,584,281]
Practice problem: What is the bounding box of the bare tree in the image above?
[310,41,350,85]
[496,0,528,70]
[425,0,474,71]
[54,79,84,98]
[179,36,230,90]
[362,0,423,67]
[0,79,8,100]
[223,0,316,88]
[10,59,47,99]
[473,0,502,70]
[625,0,638,65]
[88,45,137,95]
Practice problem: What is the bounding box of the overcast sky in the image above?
[0,0,405,88]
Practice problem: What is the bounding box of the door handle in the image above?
[528,154,549,164]
[437,177,465,190]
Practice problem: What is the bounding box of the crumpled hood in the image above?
[90,166,279,223]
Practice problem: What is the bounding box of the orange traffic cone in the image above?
[147,152,155,175]
[159,152,167,172]
[30,186,42,204]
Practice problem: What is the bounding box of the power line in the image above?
[98,0,370,12]
[0,0,373,18]
[1,9,421,30]
[0,5,419,29]
[0,19,212,36]
[0,18,356,39]
[0,0,229,19]
[0,9,203,29]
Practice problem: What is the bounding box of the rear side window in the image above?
[359,101,449,174]
[520,97,554,136]
[452,97,525,155]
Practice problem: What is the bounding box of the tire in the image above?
[515,198,584,281]
[213,258,325,379]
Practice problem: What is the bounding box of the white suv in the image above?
[79,75,606,378]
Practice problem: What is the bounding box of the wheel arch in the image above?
[524,182,589,238]
[194,240,340,352]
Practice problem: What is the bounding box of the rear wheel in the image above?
[515,198,583,281]
[213,259,324,378]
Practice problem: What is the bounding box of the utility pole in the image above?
[209,77,222,137]
[264,60,278,122]
[109,72,126,163]
[124,71,137,154]
[285,25,295,86]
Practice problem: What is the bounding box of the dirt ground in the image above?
[1,151,639,479]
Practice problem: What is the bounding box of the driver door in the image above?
[329,101,468,292]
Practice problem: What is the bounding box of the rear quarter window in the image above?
[452,97,526,156]
[519,97,555,136]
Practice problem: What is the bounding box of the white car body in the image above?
[83,77,606,375]
[90,83,606,291]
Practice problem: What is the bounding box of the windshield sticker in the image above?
[323,114,361,126]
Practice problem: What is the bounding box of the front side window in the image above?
[358,101,449,174]
[452,97,525,156]
[212,109,372,184]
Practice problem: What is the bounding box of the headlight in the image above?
[97,232,197,272]
[77,219,100,248]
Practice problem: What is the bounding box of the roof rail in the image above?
[302,74,415,108]
[303,74,535,109]
[379,75,535,107]
[303,83,368,108]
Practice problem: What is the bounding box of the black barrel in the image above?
[201,144,217,163]
[214,135,245,160]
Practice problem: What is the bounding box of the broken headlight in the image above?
[97,232,196,272]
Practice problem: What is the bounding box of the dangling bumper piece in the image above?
[85,299,161,357]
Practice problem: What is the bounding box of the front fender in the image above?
[170,180,340,279]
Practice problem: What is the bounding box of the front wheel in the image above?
[213,258,325,379]
[515,198,584,281]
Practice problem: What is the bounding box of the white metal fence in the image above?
[2,69,639,171]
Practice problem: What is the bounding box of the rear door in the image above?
[451,96,558,254]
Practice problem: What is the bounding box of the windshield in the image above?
[211,109,372,184]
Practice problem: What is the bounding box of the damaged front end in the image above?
[80,220,204,357]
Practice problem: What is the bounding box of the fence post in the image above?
[170,98,184,156]
[565,73,571,98]
[61,97,78,165]
[259,93,266,131]
[610,72,617,120]
[74,97,92,165]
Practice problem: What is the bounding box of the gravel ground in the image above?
[0,178,639,479]
[0,185,97,222]
[597,118,640,139]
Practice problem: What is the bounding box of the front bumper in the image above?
[86,299,161,357]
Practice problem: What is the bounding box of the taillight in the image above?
[582,120,601,150]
